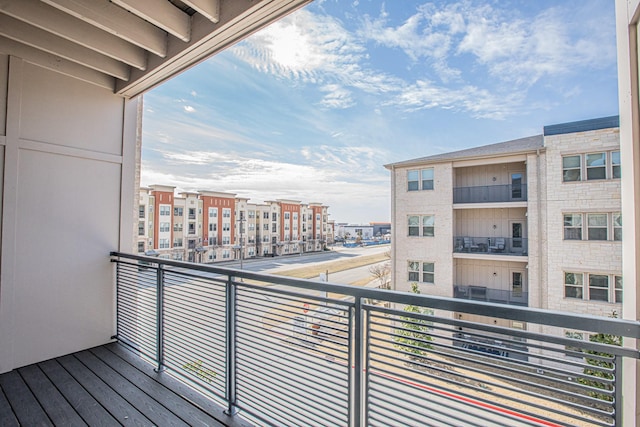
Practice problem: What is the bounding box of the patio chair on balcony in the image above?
[488,237,506,253]
[463,237,479,252]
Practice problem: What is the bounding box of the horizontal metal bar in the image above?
[113,252,640,340]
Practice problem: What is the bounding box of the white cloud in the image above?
[184,105,196,113]
[230,8,402,106]
[319,84,355,109]
[141,148,390,223]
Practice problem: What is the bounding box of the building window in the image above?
[408,216,419,236]
[159,238,170,249]
[422,215,435,236]
[209,208,217,218]
[160,222,170,232]
[562,155,581,182]
[160,205,171,216]
[223,223,230,232]
[188,223,195,234]
[173,223,182,232]
[173,238,183,247]
[139,205,145,218]
[209,223,217,232]
[223,236,230,245]
[138,222,145,236]
[223,209,231,218]
[174,207,183,216]
[188,208,196,219]
[563,214,582,240]
[248,210,255,218]
[408,261,419,281]
[615,276,623,303]
[284,212,290,220]
[407,170,419,191]
[588,274,609,301]
[564,272,583,299]
[137,242,144,252]
[408,168,434,191]
[586,152,606,180]
[264,212,270,219]
[611,151,621,179]
[422,168,434,190]
[422,262,434,283]
[613,213,622,241]
[587,214,608,240]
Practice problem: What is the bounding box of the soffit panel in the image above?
[0,0,312,97]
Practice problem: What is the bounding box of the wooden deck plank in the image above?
[0,385,20,427]
[105,343,250,427]
[0,370,52,426]
[39,359,119,427]
[90,345,225,427]
[57,354,152,427]
[18,364,87,427]
[75,350,189,427]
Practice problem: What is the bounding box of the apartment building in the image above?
[138,186,329,263]
[386,116,622,322]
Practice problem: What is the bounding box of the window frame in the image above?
[562,155,581,182]
[563,214,582,240]
[587,213,608,241]
[564,272,583,299]
[588,274,609,302]
[585,152,607,180]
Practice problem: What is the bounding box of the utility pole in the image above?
[237,212,245,270]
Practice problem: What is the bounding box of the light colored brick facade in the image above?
[386,117,622,319]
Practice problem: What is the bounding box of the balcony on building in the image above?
[1,1,640,426]
[453,162,529,208]
[453,235,528,257]
[453,284,528,306]
[2,253,635,426]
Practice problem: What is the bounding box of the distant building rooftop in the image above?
[386,115,620,169]
[543,115,619,136]
[384,134,544,169]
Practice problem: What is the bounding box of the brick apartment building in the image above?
[386,116,622,331]
[138,186,330,263]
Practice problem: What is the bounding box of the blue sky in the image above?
[141,0,618,224]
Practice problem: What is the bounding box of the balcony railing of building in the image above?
[453,184,528,204]
[454,285,528,306]
[454,236,528,255]
[112,252,640,427]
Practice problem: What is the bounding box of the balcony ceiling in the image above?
[0,0,311,97]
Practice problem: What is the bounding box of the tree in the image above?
[578,311,621,402]
[394,283,433,362]
[369,251,391,289]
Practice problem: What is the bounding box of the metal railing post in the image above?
[351,297,364,427]
[225,274,239,416]
[154,264,165,372]
[615,355,622,426]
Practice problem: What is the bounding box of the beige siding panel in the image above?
[0,54,6,137]
[12,149,119,367]
[18,62,124,155]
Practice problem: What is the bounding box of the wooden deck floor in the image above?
[0,342,250,427]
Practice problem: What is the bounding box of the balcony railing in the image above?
[112,252,640,427]
[454,285,528,306]
[453,184,527,203]
[454,236,528,255]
